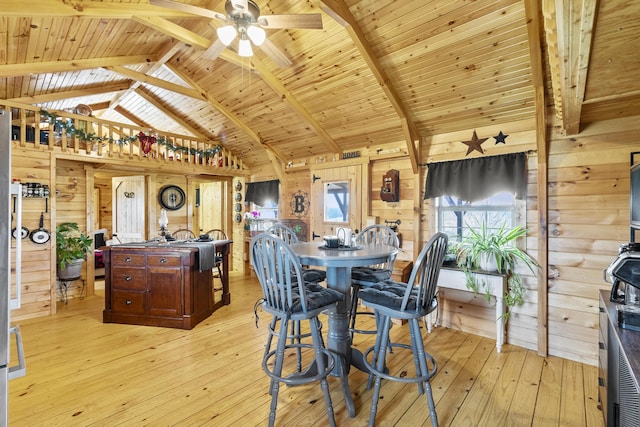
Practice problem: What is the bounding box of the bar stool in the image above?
[349,224,400,339]
[359,232,448,427]
[251,233,350,427]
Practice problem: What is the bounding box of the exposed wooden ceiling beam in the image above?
[0,55,157,78]
[135,12,341,158]
[166,63,285,183]
[88,101,111,112]
[547,0,598,135]
[109,43,184,110]
[320,0,420,173]
[238,54,343,155]
[114,105,153,130]
[102,65,207,100]
[0,0,198,18]
[7,82,130,104]
[132,16,211,49]
[134,87,205,139]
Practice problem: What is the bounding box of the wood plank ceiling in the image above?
[1,0,639,173]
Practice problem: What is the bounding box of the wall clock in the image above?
[158,185,186,210]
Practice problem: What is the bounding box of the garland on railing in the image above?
[39,109,222,158]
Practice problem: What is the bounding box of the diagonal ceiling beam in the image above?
[109,43,184,110]
[166,63,286,183]
[7,82,130,104]
[320,0,420,173]
[132,16,211,49]
[0,55,157,78]
[134,15,342,156]
[102,65,207,100]
[134,87,206,139]
[0,0,199,18]
[114,105,153,129]
[220,51,343,155]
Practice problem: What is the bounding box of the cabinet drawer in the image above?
[147,254,181,267]
[111,268,146,290]
[112,253,145,266]
[111,291,145,314]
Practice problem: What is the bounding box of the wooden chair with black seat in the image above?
[359,232,448,427]
[204,228,227,304]
[171,229,196,240]
[348,224,400,340]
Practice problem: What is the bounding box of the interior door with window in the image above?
[112,176,146,243]
[310,164,363,241]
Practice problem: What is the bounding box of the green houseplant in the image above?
[56,222,93,279]
[455,222,538,317]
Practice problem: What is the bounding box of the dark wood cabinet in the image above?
[599,290,640,426]
[103,246,213,329]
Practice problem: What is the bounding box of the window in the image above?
[252,199,278,219]
[437,192,516,244]
[324,181,349,223]
[425,152,527,243]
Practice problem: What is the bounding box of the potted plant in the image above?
[56,222,93,280]
[455,221,538,317]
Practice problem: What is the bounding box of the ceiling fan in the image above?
[149,0,323,67]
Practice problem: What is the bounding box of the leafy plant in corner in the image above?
[456,221,538,319]
[56,222,93,270]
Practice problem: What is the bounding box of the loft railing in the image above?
[1,101,245,171]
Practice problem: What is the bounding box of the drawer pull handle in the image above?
[125,299,132,305]
[599,341,605,350]
[125,257,132,263]
[159,258,167,264]
[125,275,132,281]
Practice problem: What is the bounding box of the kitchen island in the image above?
[102,239,232,329]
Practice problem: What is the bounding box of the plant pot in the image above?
[478,253,498,272]
[58,259,84,280]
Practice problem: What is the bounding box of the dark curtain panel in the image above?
[245,179,280,205]
[424,152,526,202]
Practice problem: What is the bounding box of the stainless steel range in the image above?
[605,242,640,330]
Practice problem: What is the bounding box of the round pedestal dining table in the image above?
[289,241,398,415]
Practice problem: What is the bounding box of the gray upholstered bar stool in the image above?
[349,224,400,339]
[251,233,350,427]
[359,232,448,427]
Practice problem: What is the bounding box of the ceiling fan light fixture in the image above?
[247,25,266,46]
[238,36,253,57]
[217,25,237,45]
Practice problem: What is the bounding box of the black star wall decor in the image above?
[493,131,509,144]
[461,130,488,155]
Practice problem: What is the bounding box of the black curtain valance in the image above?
[245,179,280,205]
[424,152,526,202]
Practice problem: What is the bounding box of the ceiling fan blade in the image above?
[149,0,226,21]
[258,14,323,30]
[259,38,292,68]
[202,39,227,61]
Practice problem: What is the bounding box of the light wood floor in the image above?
[9,273,604,426]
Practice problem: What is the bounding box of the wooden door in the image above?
[112,176,146,243]
[198,181,224,234]
[310,164,363,242]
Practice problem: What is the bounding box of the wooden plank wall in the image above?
[544,116,640,364]
[11,148,55,320]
